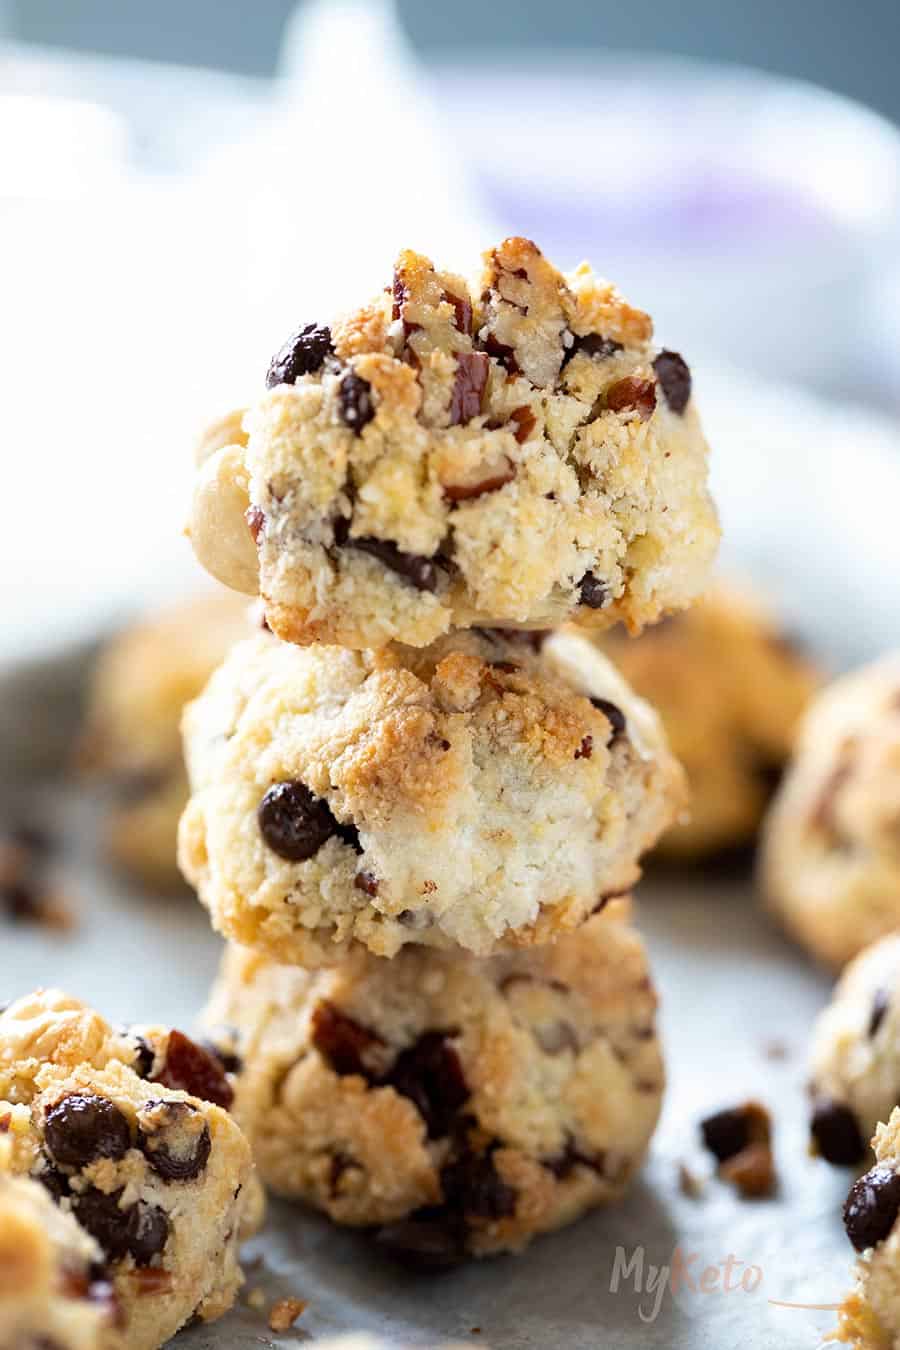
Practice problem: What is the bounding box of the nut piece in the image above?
[194,408,249,467]
[188,444,260,596]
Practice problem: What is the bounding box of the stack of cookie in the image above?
[180,237,719,1263]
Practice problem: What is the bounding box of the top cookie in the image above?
[189,237,719,649]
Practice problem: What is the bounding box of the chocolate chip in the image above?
[574,735,593,761]
[700,1108,752,1163]
[199,1031,242,1077]
[74,1188,169,1267]
[441,1148,516,1220]
[44,1095,132,1170]
[245,505,265,544]
[589,698,627,745]
[36,1163,70,1202]
[138,1100,211,1182]
[444,291,472,336]
[1,881,43,922]
[258,780,347,863]
[606,376,657,420]
[449,352,490,426]
[653,350,691,414]
[311,1001,385,1078]
[354,870,379,897]
[333,520,438,593]
[578,573,608,609]
[338,371,375,433]
[128,1034,156,1079]
[482,333,519,375]
[385,1033,469,1139]
[376,1213,467,1271]
[153,1029,234,1110]
[701,1101,770,1163]
[844,1164,900,1251]
[870,989,891,1038]
[266,323,332,388]
[810,1098,866,1166]
[392,271,420,335]
[562,333,623,366]
[543,1138,606,1178]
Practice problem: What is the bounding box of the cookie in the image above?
[760,654,900,968]
[202,904,663,1262]
[187,236,719,650]
[809,934,900,1168]
[80,591,252,889]
[596,584,819,860]
[0,989,257,1350]
[0,1173,122,1350]
[178,625,684,963]
[836,1108,900,1348]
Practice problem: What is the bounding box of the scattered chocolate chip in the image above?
[653,350,692,414]
[138,1100,211,1182]
[701,1101,775,1197]
[444,291,472,336]
[562,333,623,367]
[443,458,515,502]
[73,1188,169,1266]
[258,780,347,863]
[266,323,333,388]
[574,736,593,761]
[245,505,266,544]
[152,1029,234,1110]
[589,698,627,744]
[606,375,657,420]
[338,371,376,433]
[449,352,490,425]
[701,1106,754,1162]
[334,521,439,593]
[871,989,891,1038]
[376,1213,467,1271]
[810,1098,866,1166]
[311,1001,385,1078]
[385,1033,469,1139]
[844,1164,900,1251]
[1,880,44,922]
[482,333,519,376]
[508,405,536,443]
[354,871,379,897]
[44,1095,132,1170]
[578,573,608,609]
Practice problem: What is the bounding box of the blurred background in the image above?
[3,0,900,665]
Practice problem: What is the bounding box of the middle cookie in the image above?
[179,627,684,962]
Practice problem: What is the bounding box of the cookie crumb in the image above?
[677,1161,704,1198]
[245,1287,266,1310]
[762,1039,789,1061]
[268,1297,308,1332]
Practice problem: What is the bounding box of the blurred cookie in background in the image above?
[594,583,820,864]
[78,590,252,891]
[761,653,900,969]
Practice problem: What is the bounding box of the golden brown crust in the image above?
[189,237,718,649]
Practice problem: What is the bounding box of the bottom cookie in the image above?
[837,1108,900,1348]
[202,902,663,1263]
